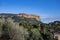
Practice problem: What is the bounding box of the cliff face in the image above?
[18,13,40,21]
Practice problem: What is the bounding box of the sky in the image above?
[0,0,60,23]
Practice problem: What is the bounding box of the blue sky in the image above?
[0,0,60,23]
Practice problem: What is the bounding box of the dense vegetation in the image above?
[0,14,59,40]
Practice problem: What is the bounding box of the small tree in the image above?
[5,18,29,40]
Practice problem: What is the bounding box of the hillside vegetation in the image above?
[0,14,59,40]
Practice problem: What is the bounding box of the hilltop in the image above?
[0,13,40,25]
